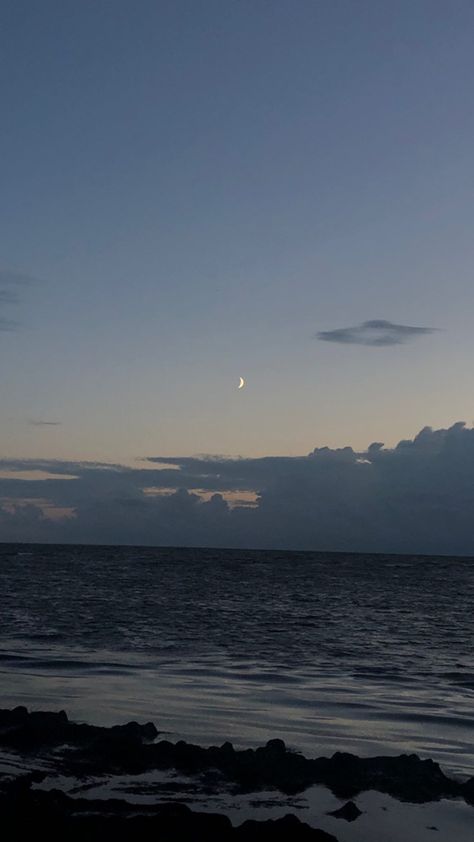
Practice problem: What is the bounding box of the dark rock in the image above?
[0,705,28,726]
[0,706,471,808]
[264,739,287,755]
[0,778,339,841]
[110,720,158,742]
[311,751,458,802]
[461,776,474,804]
[237,813,338,840]
[221,741,235,753]
[5,770,47,794]
[29,709,69,725]
[327,800,362,821]
[1,709,70,749]
[0,706,159,754]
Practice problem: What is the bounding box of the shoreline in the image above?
[1,706,473,840]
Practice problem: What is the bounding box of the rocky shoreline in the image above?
[1,706,473,840]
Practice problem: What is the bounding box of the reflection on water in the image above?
[32,774,474,842]
[0,544,473,776]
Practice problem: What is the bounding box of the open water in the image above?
[1,543,473,778]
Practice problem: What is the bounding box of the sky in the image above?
[1,1,474,550]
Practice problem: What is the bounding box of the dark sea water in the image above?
[1,544,473,778]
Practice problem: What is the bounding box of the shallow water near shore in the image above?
[29,771,473,842]
[1,543,473,780]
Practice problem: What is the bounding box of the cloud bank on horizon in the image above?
[1,422,473,556]
[317,320,437,346]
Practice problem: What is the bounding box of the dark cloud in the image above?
[0,503,50,539]
[1,423,474,555]
[146,454,309,492]
[317,319,437,346]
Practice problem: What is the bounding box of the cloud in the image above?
[28,420,62,427]
[0,268,41,333]
[1,423,474,554]
[316,320,437,346]
[0,269,39,286]
[0,290,19,304]
[0,318,17,332]
[0,502,50,536]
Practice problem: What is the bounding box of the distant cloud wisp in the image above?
[0,268,42,334]
[317,319,437,346]
[0,290,19,304]
[0,318,17,332]
[28,420,62,427]
[0,269,39,286]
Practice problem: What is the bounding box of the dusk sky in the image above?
[2,1,474,550]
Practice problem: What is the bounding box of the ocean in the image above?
[1,543,473,780]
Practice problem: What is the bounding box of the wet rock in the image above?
[237,813,338,840]
[311,751,458,802]
[110,720,158,742]
[221,741,235,754]
[264,739,287,756]
[461,776,474,804]
[0,706,159,753]
[0,709,70,749]
[0,705,28,727]
[5,770,47,793]
[0,778,339,841]
[82,734,148,774]
[0,707,471,807]
[54,738,472,802]
[327,800,362,821]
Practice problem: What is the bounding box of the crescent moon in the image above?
[238,376,245,389]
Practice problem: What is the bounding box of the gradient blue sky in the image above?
[2,0,474,465]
